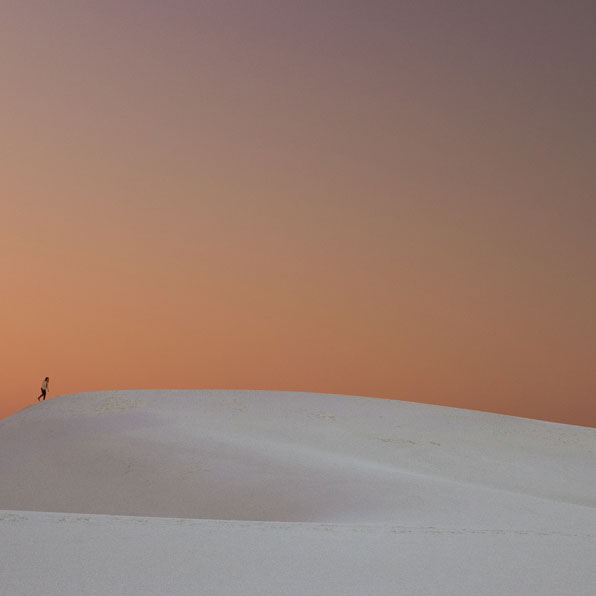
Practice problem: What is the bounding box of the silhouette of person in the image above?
[38,377,49,401]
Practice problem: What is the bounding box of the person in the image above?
[38,377,49,401]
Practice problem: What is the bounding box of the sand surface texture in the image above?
[2,390,595,595]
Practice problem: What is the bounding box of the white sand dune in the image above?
[1,390,595,595]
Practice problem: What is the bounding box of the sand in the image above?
[1,390,595,594]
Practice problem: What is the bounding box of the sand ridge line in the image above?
[2,510,594,540]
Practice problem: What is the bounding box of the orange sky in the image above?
[2,2,595,426]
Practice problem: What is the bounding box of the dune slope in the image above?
[1,390,595,595]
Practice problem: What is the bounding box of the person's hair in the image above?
[45,377,49,381]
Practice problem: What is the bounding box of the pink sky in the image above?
[2,1,595,425]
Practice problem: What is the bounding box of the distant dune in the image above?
[2,390,595,595]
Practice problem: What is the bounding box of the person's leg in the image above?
[42,390,46,400]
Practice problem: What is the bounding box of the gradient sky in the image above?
[2,1,595,426]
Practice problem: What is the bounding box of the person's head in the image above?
[45,377,49,381]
